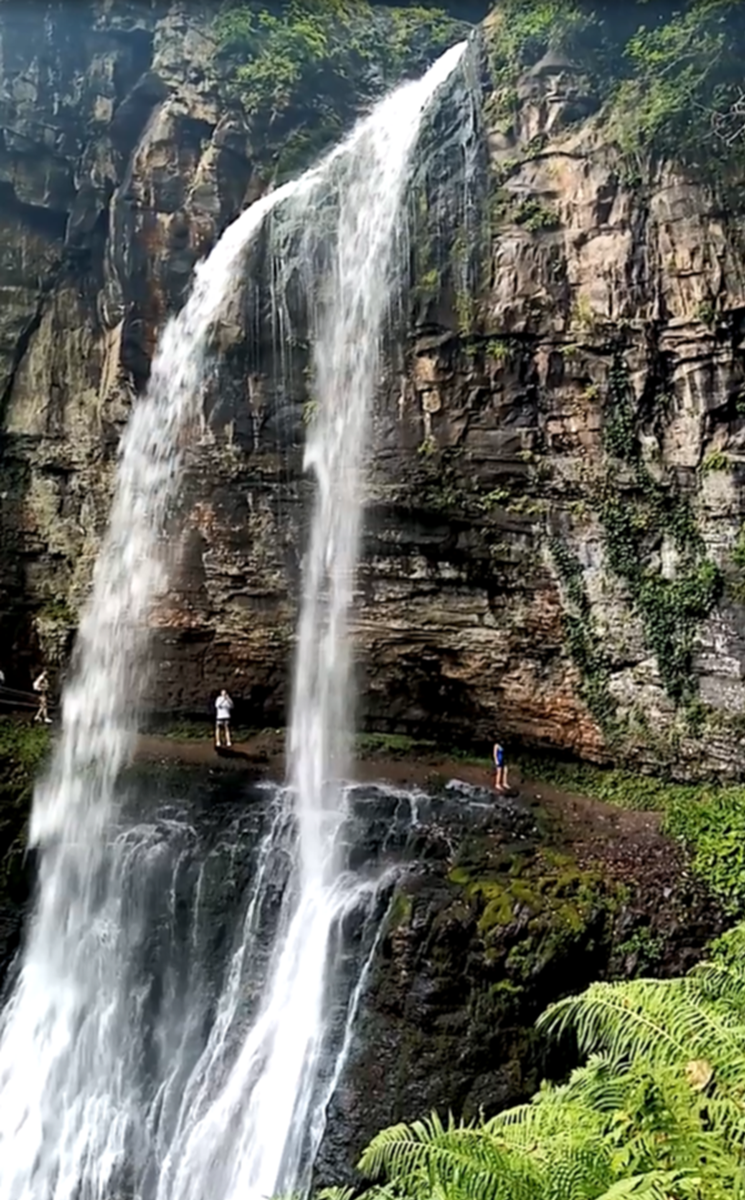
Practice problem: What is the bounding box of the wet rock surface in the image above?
[314,777,725,1182]
[0,755,725,1181]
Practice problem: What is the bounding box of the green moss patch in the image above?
[447,835,616,985]
[0,718,51,893]
[521,752,745,915]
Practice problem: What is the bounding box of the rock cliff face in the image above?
[2,2,745,777]
[316,776,725,1182]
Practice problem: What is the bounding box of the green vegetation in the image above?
[512,198,558,231]
[0,719,50,893]
[37,599,75,625]
[614,924,665,973]
[448,848,614,969]
[214,1,470,177]
[356,732,436,757]
[323,750,745,1200]
[0,719,50,812]
[485,0,592,110]
[599,356,723,705]
[699,447,731,474]
[157,719,262,743]
[519,751,706,811]
[552,351,722,723]
[571,294,600,334]
[549,539,617,728]
[728,522,745,603]
[665,791,745,914]
[485,0,745,175]
[521,751,745,914]
[339,921,745,1200]
[696,298,718,327]
[485,337,518,363]
[302,398,319,426]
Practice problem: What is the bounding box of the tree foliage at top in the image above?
[485,0,745,169]
[213,0,470,178]
[320,922,745,1200]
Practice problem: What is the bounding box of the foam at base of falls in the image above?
[4,775,427,1200]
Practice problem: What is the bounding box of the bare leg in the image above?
[215,722,221,748]
[225,722,232,748]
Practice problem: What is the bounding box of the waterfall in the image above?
[0,40,468,1200]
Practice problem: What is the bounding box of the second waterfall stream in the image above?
[0,40,468,1200]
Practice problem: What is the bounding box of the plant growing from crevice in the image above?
[696,298,717,327]
[549,538,617,729]
[699,447,731,474]
[512,197,559,231]
[598,353,723,705]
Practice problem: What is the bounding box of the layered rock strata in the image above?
[2,3,745,775]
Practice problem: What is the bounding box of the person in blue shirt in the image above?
[493,739,507,792]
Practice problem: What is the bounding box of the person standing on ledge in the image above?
[493,738,508,792]
[215,688,234,749]
[33,669,52,724]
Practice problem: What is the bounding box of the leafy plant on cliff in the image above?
[0,719,49,812]
[549,538,617,730]
[598,355,722,705]
[486,0,593,89]
[484,0,593,134]
[485,0,745,172]
[214,1,469,176]
[0,719,50,894]
[608,0,745,168]
[338,922,745,1200]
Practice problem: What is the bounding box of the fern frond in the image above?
[594,1170,701,1199]
[316,1189,357,1200]
[539,977,745,1069]
[358,1114,546,1200]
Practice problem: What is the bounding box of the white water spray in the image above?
[0,40,467,1200]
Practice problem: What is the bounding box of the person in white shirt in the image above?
[215,688,233,749]
[33,669,52,724]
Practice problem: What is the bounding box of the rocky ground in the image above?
[135,726,698,920]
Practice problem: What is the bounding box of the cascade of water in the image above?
[0,177,313,1200]
[0,38,469,1200]
[155,45,469,1200]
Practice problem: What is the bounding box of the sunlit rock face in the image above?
[2,1,745,777]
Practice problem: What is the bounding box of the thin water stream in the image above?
[0,41,469,1200]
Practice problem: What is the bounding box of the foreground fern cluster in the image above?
[327,924,745,1200]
